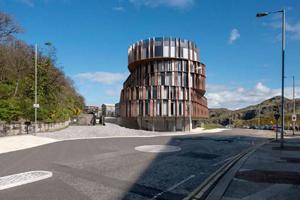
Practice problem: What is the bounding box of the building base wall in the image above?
[119,117,203,132]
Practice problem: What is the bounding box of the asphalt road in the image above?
[0,129,272,200]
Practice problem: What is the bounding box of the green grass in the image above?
[203,123,223,130]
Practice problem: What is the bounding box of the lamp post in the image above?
[292,76,296,135]
[33,42,52,134]
[256,9,285,148]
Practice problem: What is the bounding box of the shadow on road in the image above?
[119,129,273,200]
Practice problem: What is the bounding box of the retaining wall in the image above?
[0,121,70,137]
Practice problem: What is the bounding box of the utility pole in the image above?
[34,44,38,134]
[281,9,285,148]
[33,42,51,134]
[293,76,296,135]
[256,9,286,148]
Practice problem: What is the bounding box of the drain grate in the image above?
[235,170,300,185]
[180,152,219,160]
[272,146,300,151]
[280,157,300,163]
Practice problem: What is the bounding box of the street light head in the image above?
[44,42,52,46]
[256,12,269,17]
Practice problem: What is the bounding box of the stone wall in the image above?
[0,121,70,137]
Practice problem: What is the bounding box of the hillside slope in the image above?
[208,96,300,127]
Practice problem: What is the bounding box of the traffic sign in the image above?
[33,103,40,108]
[292,114,297,122]
[274,113,280,120]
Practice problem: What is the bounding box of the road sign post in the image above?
[275,112,280,141]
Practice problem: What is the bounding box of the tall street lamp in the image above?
[256,9,285,148]
[33,42,52,134]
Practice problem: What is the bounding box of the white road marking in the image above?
[0,171,52,190]
[135,145,181,153]
[151,175,195,199]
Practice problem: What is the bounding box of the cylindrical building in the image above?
[119,37,208,131]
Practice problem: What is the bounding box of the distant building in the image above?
[115,103,120,117]
[119,37,208,131]
[84,105,100,114]
[102,104,115,117]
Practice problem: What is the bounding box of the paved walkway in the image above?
[36,123,228,140]
[221,134,300,200]
[0,135,58,154]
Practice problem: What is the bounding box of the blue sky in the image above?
[1,0,300,109]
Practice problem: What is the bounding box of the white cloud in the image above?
[268,20,300,40]
[229,28,240,44]
[207,82,300,110]
[19,0,34,7]
[129,0,194,9]
[105,89,121,96]
[74,71,127,84]
[113,6,125,11]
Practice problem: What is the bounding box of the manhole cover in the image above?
[0,171,52,190]
[235,170,300,185]
[135,145,181,153]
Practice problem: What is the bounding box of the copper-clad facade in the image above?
[119,37,208,131]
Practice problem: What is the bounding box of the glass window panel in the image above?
[170,47,175,57]
[178,61,182,71]
[163,46,169,57]
[155,46,163,57]
[179,102,182,116]
[171,38,175,46]
[163,101,168,116]
[164,37,170,45]
[178,73,182,86]
[157,101,161,116]
[153,87,157,99]
[183,48,188,59]
[190,49,193,60]
[161,72,165,85]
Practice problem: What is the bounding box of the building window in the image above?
[162,100,168,116]
[183,73,188,87]
[178,72,182,86]
[139,102,143,116]
[162,86,168,99]
[179,102,182,116]
[156,101,161,116]
[149,87,152,99]
[178,61,182,71]
[171,102,174,116]
[163,46,169,57]
[166,72,172,86]
[161,72,165,85]
[145,101,149,116]
[155,38,163,57]
[153,86,157,99]
[179,87,183,100]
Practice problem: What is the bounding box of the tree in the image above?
[0,12,85,123]
[0,12,22,42]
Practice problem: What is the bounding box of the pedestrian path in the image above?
[0,135,58,154]
[221,136,300,200]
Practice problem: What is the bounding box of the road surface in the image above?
[0,128,273,200]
